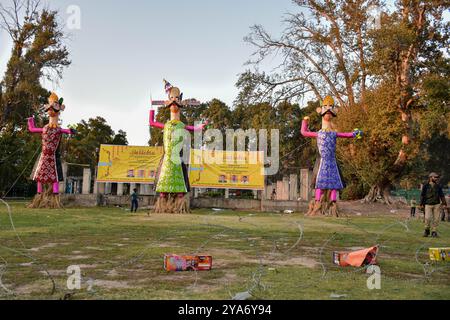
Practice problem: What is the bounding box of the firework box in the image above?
[333,246,378,267]
[196,255,213,271]
[164,254,212,271]
[429,248,450,262]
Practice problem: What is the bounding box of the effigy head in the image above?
[48,92,59,104]
[164,79,183,113]
[45,92,66,117]
[317,95,337,119]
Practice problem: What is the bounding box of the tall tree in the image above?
[63,117,128,171]
[237,0,381,108]
[201,99,232,130]
[0,0,70,132]
[336,84,406,201]
[414,55,450,186]
[368,0,450,194]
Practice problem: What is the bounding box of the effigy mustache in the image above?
[166,101,183,108]
[43,102,65,113]
[321,110,337,117]
[44,106,61,113]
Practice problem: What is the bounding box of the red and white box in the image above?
[164,254,213,271]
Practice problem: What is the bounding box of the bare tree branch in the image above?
[239,0,381,109]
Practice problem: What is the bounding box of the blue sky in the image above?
[0,0,298,145]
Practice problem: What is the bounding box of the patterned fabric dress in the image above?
[155,120,190,193]
[315,130,344,190]
[33,125,64,184]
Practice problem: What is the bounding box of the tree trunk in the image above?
[363,182,394,204]
[390,2,426,187]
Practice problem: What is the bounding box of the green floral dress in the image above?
[155,120,189,193]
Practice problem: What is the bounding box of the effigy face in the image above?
[47,107,59,118]
[317,95,338,118]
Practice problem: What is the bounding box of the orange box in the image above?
[333,246,378,267]
[164,254,212,271]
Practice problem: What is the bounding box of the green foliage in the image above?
[0,129,41,197]
[199,190,224,198]
[202,99,232,130]
[412,57,450,186]
[112,130,128,146]
[336,84,407,198]
[63,117,128,172]
[337,66,450,199]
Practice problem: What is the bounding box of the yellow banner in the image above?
[189,150,265,190]
[97,145,163,184]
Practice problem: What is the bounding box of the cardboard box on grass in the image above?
[164,254,212,271]
[333,246,378,267]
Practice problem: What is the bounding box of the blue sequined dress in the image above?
[316,130,344,190]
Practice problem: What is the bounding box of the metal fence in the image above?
[391,188,450,203]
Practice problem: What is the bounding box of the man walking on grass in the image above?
[420,173,447,238]
[130,188,139,213]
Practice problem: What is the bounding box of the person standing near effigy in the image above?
[27,92,76,208]
[410,198,417,218]
[420,172,447,237]
[301,95,362,216]
[130,188,139,213]
[149,80,208,213]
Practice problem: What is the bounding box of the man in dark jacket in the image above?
[130,188,139,213]
[420,173,447,237]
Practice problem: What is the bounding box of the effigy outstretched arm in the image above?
[336,132,354,138]
[27,117,44,133]
[337,129,363,139]
[185,120,209,132]
[301,117,318,138]
[149,110,165,129]
[61,128,76,135]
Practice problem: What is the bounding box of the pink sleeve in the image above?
[337,132,354,138]
[149,110,165,129]
[27,118,43,133]
[301,120,318,138]
[185,121,208,132]
[60,128,73,134]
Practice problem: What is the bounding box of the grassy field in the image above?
[0,201,449,300]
